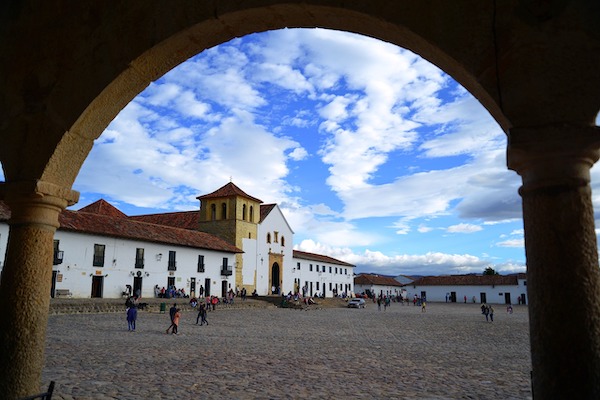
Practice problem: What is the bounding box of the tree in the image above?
[483,267,498,276]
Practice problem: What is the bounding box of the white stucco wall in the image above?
[293,257,354,298]
[405,281,528,305]
[241,237,258,287]
[256,205,294,295]
[354,283,404,298]
[51,230,237,299]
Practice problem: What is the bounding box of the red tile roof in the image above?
[0,199,241,253]
[196,182,262,203]
[409,274,525,286]
[260,204,276,223]
[59,209,242,253]
[129,211,200,230]
[354,274,404,287]
[293,250,355,267]
[78,199,128,219]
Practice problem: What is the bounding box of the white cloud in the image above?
[496,239,524,248]
[446,223,483,233]
[288,147,308,161]
[294,239,520,276]
[417,225,434,233]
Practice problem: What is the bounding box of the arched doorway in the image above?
[270,263,280,295]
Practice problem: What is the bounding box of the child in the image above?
[172,308,181,334]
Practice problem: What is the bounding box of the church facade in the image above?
[0,183,355,299]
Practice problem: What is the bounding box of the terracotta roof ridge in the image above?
[196,182,263,203]
[77,199,128,219]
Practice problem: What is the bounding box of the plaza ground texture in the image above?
[40,299,532,399]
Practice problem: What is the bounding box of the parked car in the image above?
[347,298,366,308]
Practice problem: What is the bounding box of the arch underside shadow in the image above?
[2,1,521,193]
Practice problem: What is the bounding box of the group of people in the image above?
[154,285,189,299]
[481,304,495,322]
[189,295,221,311]
[165,304,181,334]
[165,301,210,333]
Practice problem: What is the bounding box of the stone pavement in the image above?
[40,301,532,399]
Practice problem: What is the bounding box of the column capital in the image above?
[0,180,80,228]
[507,125,600,192]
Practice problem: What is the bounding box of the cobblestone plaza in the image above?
[41,302,532,399]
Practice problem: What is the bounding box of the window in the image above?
[197,255,205,273]
[296,262,300,271]
[322,265,326,272]
[210,204,216,221]
[221,203,227,219]
[345,268,347,275]
[267,233,271,243]
[250,206,254,222]
[242,204,247,221]
[53,240,63,265]
[309,264,313,272]
[329,283,332,290]
[316,282,320,290]
[329,266,332,273]
[281,236,285,246]
[335,267,338,274]
[274,231,279,243]
[135,248,144,269]
[93,244,105,267]
[221,257,232,276]
[168,250,176,271]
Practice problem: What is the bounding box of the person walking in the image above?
[172,308,181,334]
[489,305,495,322]
[166,303,177,334]
[196,303,205,324]
[198,303,208,326]
[126,305,137,331]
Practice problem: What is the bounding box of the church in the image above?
[0,182,355,299]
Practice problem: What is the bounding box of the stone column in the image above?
[0,181,78,398]
[508,125,600,398]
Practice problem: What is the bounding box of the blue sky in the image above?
[12,28,600,276]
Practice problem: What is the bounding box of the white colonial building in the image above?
[405,274,528,305]
[0,200,242,299]
[354,273,406,299]
[0,183,355,299]
[292,250,355,298]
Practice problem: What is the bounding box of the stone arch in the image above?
[2,2,600,398]
[2,2,525,193]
